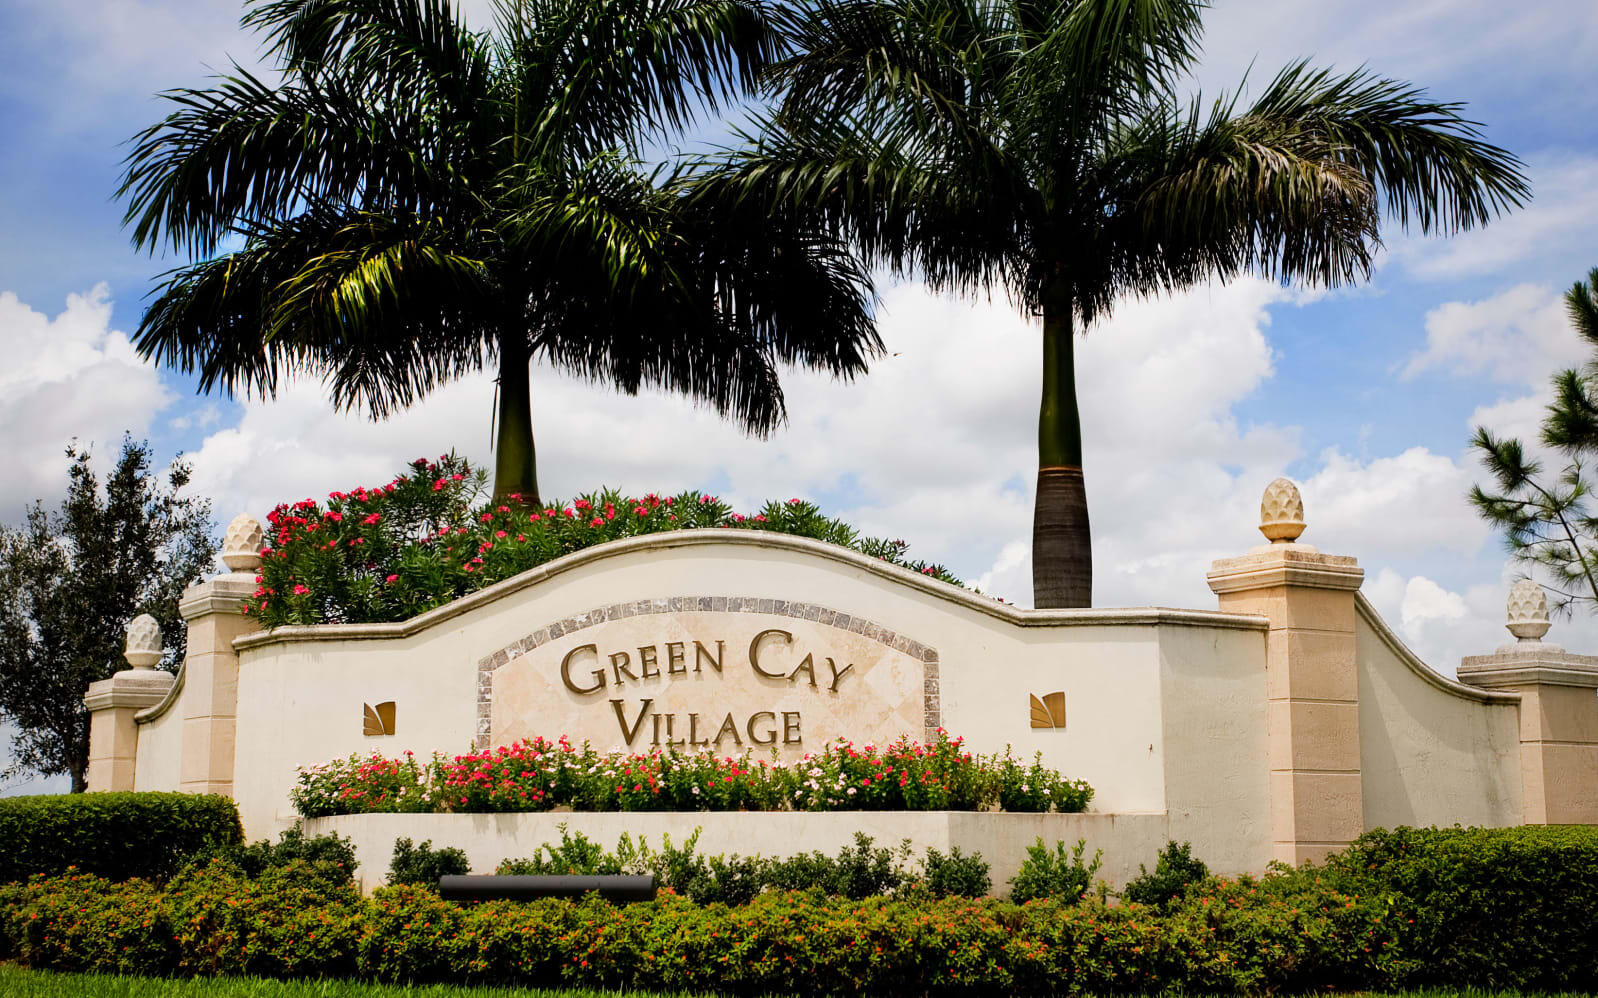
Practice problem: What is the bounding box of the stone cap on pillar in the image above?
[1459,580,1598,689]
[85,614,174,710]
[1208,478,1363,594]
[180,512,264,619]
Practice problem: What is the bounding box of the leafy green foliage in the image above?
[1122,839,1210,908]
[291,732,1092,817]
[919,846,991,899]
[1324,825,1598,989]
[0,792,241,883]
[1472,266,1598,612]
[387,838,469,889]
[1008,837,1102,904]
[254,454,960,627]
[190,825,358,888]
[496,827,990,905]
[119,0,879,505]
[0,438,216,790]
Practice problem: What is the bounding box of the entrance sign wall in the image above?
[88,480,1598,890]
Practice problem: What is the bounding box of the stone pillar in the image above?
[177,514,265,796]
[1207,478,1366,865]
[84,615,175,792]
[1458,580,1598,824]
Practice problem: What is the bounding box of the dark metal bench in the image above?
[437,874,656,902]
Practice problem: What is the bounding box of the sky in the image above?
[2,0,1597,793]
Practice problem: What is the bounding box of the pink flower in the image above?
[495,530,508,539]
[528,513,541,522]
[590,517,604,527]
[479,513,494,523]
[385,574,399,584]
[292,584,309,595]
[433,479,446,491]
[324,511,343,522]
[363,513,381,525]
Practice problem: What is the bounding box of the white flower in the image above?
[846,788,857,796]
[1020,784,1029,792]
[691,786,701,796]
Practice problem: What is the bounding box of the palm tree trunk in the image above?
[1033,301,1091,608]
[493,331,541,506]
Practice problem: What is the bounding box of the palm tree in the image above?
[119,0,880,505]
[706,0,1529,607]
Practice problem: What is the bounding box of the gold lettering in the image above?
[749,629,792,678]
[561,644,604,695]
[713,712,743,749]
[663,713,684,747]
[610,699,653,745]
[651,713,663,746]
[666,641,687,675]
[747,711,777,746]
[825,657,855,692]
[638,645,660,679]
[610,651,638,686]
[688,712,710,748]
[782,711,802,745]
[694,640,725,674]
[789,652,817,688]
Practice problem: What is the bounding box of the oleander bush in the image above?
[387,838,469,889]
[292,732,1093,817]
[0,793,242,883]
[250,455,962,628]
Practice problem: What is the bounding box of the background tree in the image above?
[707,0,1528,607]
[1473,267,1598,613]
[120,0,879,506]
[0,439,217,792]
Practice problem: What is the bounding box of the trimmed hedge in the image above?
[1,825,1594,993]
[0,793,242,883]
[1324,825,1598,989]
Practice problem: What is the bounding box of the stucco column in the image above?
[1458,580,1598,824]
[84,615,174,791]
[1207,479,1365,865]
[177,514,265,796]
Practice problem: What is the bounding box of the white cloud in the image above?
[1301,447,1488,558]
[1401,283,1583,386]
[0,285,173,519]
[1391,154,1598,283]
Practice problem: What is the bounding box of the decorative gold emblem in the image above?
[363,701,396,736]
[1029,691,1066,729]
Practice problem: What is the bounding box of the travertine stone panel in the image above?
[1211,530,1365,866]
[482,599,938,757]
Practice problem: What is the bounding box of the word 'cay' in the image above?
[559,629,856,696]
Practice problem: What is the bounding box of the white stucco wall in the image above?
[227,531,1268,842]
[132,668,185,791]
[1158,623,1272,875]
[1354,596,1522,829]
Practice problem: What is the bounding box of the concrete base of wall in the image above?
[304,810,1175,895]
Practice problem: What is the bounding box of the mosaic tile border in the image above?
[475,596,941,749]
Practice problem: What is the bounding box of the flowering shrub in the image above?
[290,732,1094,818]
[249,454,962,627]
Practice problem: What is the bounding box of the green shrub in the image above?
[0,871,174,974]
[162,858,363,979]
[1008,837,1102,904]
[1122,840,1209,908]
[190,825,357,887]
[763,833,912,899]
[0,792,242,883]
[388,837,469,888]
[1324,824,1598,989]
[920,846,991,898]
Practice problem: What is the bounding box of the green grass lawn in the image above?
[2,969,1594,998]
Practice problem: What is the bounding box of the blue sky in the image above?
[2,1,1598,792]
